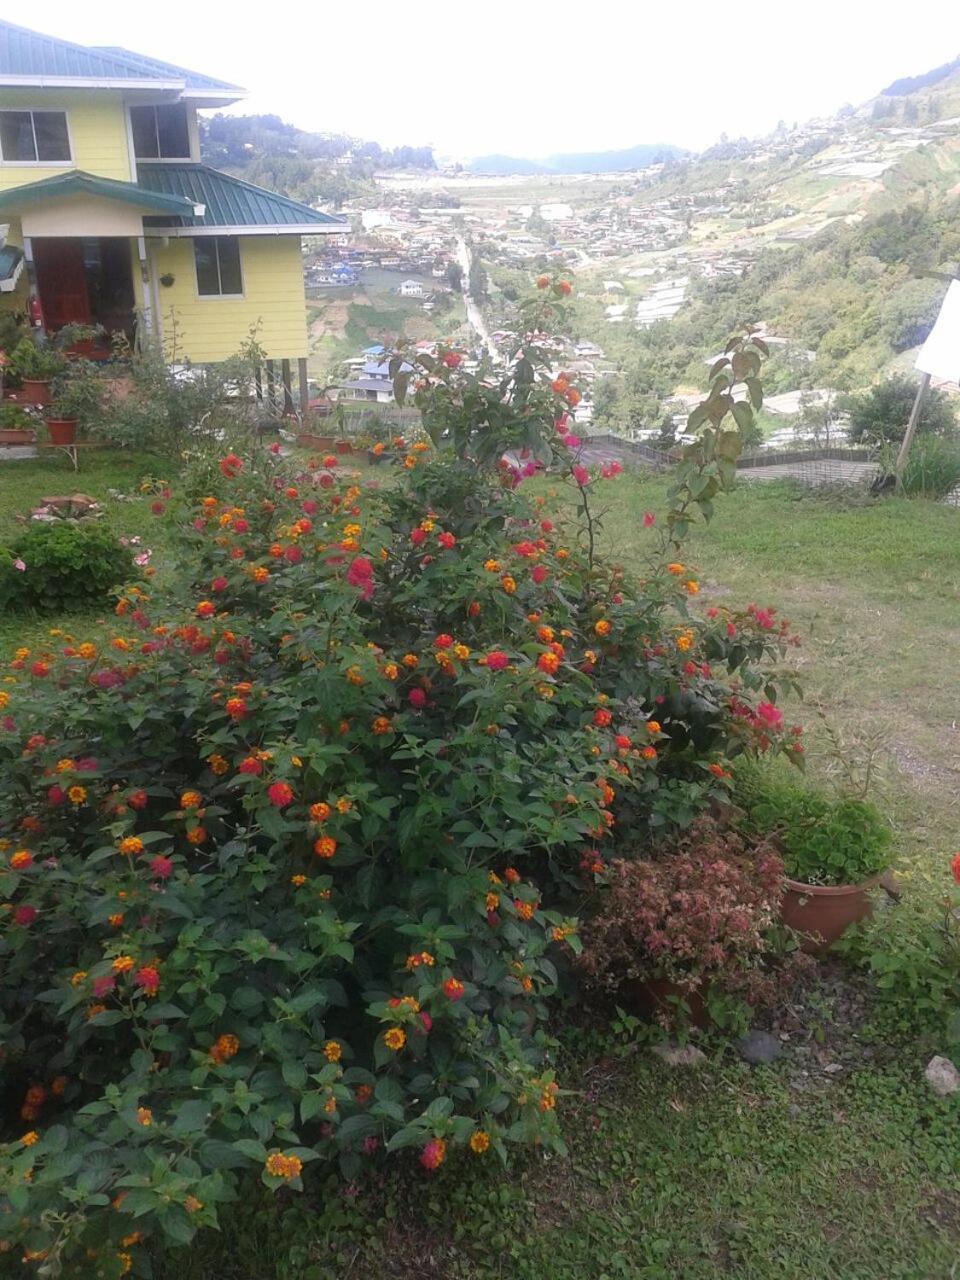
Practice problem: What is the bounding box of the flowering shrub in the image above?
[0,522,136,615]
[577,819,790,1030]
[0,282,802,1273]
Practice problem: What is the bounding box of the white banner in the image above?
[916,279,960,382]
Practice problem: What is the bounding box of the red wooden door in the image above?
[34,238,91,330]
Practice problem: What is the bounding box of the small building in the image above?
[398,278,425,298]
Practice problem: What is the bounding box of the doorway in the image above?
[33,237,136,344]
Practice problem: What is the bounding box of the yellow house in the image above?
[0,19,347,405]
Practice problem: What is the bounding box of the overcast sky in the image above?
[25,1,960,159]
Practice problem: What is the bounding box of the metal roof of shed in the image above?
[137,164,347,232]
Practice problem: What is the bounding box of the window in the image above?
[131,104,191,160]
[0,110,70,163]
[194,237,243,297]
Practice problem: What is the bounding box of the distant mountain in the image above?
[468,143,686,176]
[880,56,960,97]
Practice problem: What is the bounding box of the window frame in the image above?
[129,103,192,162]
[193,236,244,300]
[0,109,73,166]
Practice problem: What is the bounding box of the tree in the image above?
[445,262,464,292]
[845,375,957,444]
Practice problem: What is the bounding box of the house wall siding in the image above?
[0,91,132,188]
[150,234,308,361]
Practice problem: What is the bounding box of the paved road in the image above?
[455,237,497,359]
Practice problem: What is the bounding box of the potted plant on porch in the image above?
[8,336,66,407]
[44,359,105,447]
[735,769,891,951]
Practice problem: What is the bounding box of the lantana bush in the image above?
[0,280,799,1275]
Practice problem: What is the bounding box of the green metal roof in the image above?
[137,164,347,231]
[0,170,199,217]
[0,20,242,92]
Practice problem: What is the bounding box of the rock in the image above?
[823,1063,844,1075]
[652,1041,707,1068]
[737,1030,782,1065]
[924,1056,960,1097]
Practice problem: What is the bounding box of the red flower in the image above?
[232,518,249,533]
[151,501,166,516]
[345,556,374,601]
[302,500,318,515]
[219,453,243,478]
[408,687,427,709]
[93,975,116,997]
[134,965,160,995]
[30,662,49,678]
[433,634,453,649]
[238,756,263,775]
[269,441,281,454]
[442,977,465,1002]
[267,781,294,808]
[592,708,612,728]
[13,905,36,926]
[468,600,481,617]
[437,531,456,550]
[557,279,572,296]
[441,352,462,368]
[128,788,147,809]
[149,855,173,879]
[410,528,427,546]
[47,785,66,807]
[284,545,303,565]
[195,601,215,619]
[571,464,589,486]
[536,274,550,288]
[485,650,509,671]
[951,853,960,885]
[614,734,631,749]
[418,1011,433,1032]
[211,576,228,593]
[756,701,783,731]
[642,512,656,527]
[530,565,548,585]
[419,1138,446,1170]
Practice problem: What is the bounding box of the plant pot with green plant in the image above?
[0,403,37,445]
[9,336,66,407]
[734,766,891,951]
[45,358,105,447]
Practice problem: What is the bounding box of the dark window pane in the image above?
[0,111,37,161]
[130,105,159,159]
[216,238,243,294]
[194,239,221,295]
[155,105,190,158]
[33,112,70,161]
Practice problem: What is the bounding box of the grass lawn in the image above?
[3,455,959,1278]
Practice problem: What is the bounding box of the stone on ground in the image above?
[924,1056,960,1097]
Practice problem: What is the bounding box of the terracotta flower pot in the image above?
[45,417,78,446]
[21,378,52,407]
[0,428,35,444]
[334,439,353,454]
[296,433,337,452]
[780,875,881,952]
[628,976,710,1029]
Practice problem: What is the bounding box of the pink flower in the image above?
[418,1011,433,1032]
[269,442,281,455]
[419,1138,446,1171]
[13,905,36,926]
[133,552,151,568]
[562,433,581,448]
[211,576,228,593]
[408,687,427,709]
[345,556,374,601]
[756,702,783,730]
[361,1136,379,1154]
[754,608,776,630]
[486,650,509,671]
[13,558,25,572]
[571,464,590,486]
[149,855,173,879]
[643,512,656,528]
[93,976,116,997]
[48,785,66,807]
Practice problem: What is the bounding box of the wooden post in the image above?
[253,362,263,402]
[281,358,294,415]
[265,360,276,410]
[297,357,310,417]
[895,371,931,491]
[136,236,153,340]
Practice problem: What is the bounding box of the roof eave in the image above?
[142,223,346,236]
[0,74,186,89]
